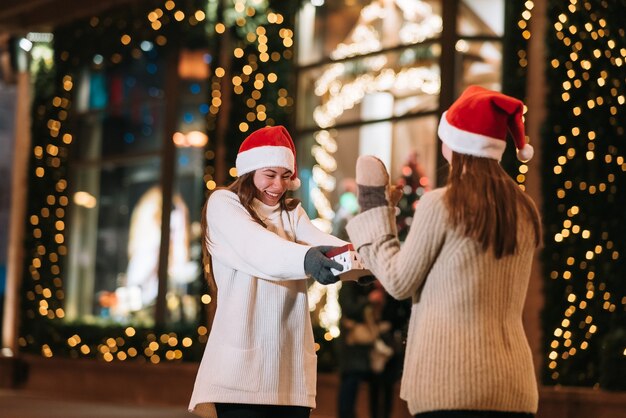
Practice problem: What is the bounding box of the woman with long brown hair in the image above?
[345,86,542,418]
[189,126,346,418]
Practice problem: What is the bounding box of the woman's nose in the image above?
[273,177,287,190]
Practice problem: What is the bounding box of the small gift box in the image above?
[325,244,372,282]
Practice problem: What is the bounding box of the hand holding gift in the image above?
[324,244,373,282]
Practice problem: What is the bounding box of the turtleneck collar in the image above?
[252,197,281,222]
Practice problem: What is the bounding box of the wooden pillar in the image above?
[155,48,180,326]
[437,0,459,187]
[524,0,548,376]
[2,70,31,354]
[213,1,234,187]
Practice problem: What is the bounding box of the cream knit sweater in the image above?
[346,187,539,415]
[189,190,346,418]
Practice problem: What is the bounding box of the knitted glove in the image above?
[356,155,390,212]
[358,185,387,212]
[304,246,343,285]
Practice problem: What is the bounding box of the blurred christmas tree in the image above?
[394,151,430,242]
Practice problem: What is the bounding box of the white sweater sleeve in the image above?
[206,190,311,281]
[292,204,348,247]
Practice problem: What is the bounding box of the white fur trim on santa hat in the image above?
[438,111,507,161]
[236,145,295,177]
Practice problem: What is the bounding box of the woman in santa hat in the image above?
[345,86,541,418]
[189,125,346,418]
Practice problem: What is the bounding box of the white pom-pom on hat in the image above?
[517,143,534,162]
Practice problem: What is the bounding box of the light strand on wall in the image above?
[544,0,625,386]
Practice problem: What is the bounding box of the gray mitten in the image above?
[356,155,390,212]
[358,185,387,212]
[304,246,343,285]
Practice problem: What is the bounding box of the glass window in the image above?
[457,0,505,37]
[297,0,443,66]
[166,146,205,325]
[72,102,166,159]
[165,52,210,325]
[65,158,161,325]
[456,40,502,92]
[296,45,441,131]
[297,116,438,230]
[296,0,506,217]
[73,54,167,159]
[64,49,210,327]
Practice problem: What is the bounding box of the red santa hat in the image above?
[437,85,534,162]
[235,125,301,190]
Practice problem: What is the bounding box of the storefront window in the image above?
[457,0,504,37]
[166,146,206,326]
[296,0,505,226]
[64,50,208,327]
[456,40,502,91]
[165,51,211,326]
[297,0,443,66]
[296,45,441,131]
[296,116,438,214]
[66,159,161,325]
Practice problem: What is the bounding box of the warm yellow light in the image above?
[74,191,97,208]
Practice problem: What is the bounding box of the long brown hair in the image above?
[200,171,300,330]
[444,152,541,259]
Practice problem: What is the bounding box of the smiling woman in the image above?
[189,125,348,418]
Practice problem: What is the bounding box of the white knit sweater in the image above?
[346,187,539,415]
[189,190,346,418]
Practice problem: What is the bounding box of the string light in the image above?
[544,0,624,387]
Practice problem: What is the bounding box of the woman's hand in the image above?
[304,246,343,285]
[388,184,403,207]
[356,155,391,212]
